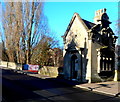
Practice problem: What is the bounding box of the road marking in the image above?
[16,98,49,102]
[33,90,69,100]
[48,95,71,100]
[33,90,70,100]
[2,75,39,80]
[34,90,57,97]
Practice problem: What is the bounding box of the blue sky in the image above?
[0,1,119,46]
[44,2,119,47]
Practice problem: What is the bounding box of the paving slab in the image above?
[76,81,120,97]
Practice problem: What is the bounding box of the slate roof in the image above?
[82,19,96,29]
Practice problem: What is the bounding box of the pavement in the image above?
[27,72,120,98]
[49,78,120,98]
[1,67,120,98]
[23,71,120,98]
[76,81,120,97]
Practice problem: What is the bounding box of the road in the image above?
[1,67,120,102]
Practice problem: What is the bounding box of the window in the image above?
[100,55,114,71]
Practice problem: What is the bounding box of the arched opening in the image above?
[70,55,78,80]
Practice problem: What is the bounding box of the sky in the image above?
[0,1,119,46]
[43,2,119,47]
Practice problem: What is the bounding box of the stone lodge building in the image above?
[62,8,118,83]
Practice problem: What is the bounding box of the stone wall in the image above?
[38,66,58,77]
[0,61,8,67]
[0,60,22,70]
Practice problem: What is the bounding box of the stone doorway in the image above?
[71,55,78,80]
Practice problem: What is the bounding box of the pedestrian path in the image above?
[76,81,120,97]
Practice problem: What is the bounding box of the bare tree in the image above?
[1,1,47,64]
[21,1,47,64]
[31,34,58,66]
[52,47,63,67]
[2,2,23,63]
[1,1,60,65]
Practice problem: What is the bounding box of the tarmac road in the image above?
[1,67,120,102]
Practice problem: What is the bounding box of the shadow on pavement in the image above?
[87,83,115,91]
[2,68,120,102]
[2,68,81,102]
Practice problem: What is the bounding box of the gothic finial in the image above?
[104,8,107,13]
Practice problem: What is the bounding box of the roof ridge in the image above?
[63,12,96,38]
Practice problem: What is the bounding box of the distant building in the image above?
[62,8,118,83]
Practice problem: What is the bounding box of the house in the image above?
[62,8,118,83]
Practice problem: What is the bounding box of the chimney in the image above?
[94,8,107,24]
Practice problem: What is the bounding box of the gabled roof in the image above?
[63,13,96,38]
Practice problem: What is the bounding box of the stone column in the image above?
[90,39,105,83]
[91,43,103,83]
[86,32,103,83]
[114,70,120,81]
[97,49,101,73]
[86,39,92,83]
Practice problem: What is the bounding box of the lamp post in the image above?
[80,48,84,82]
